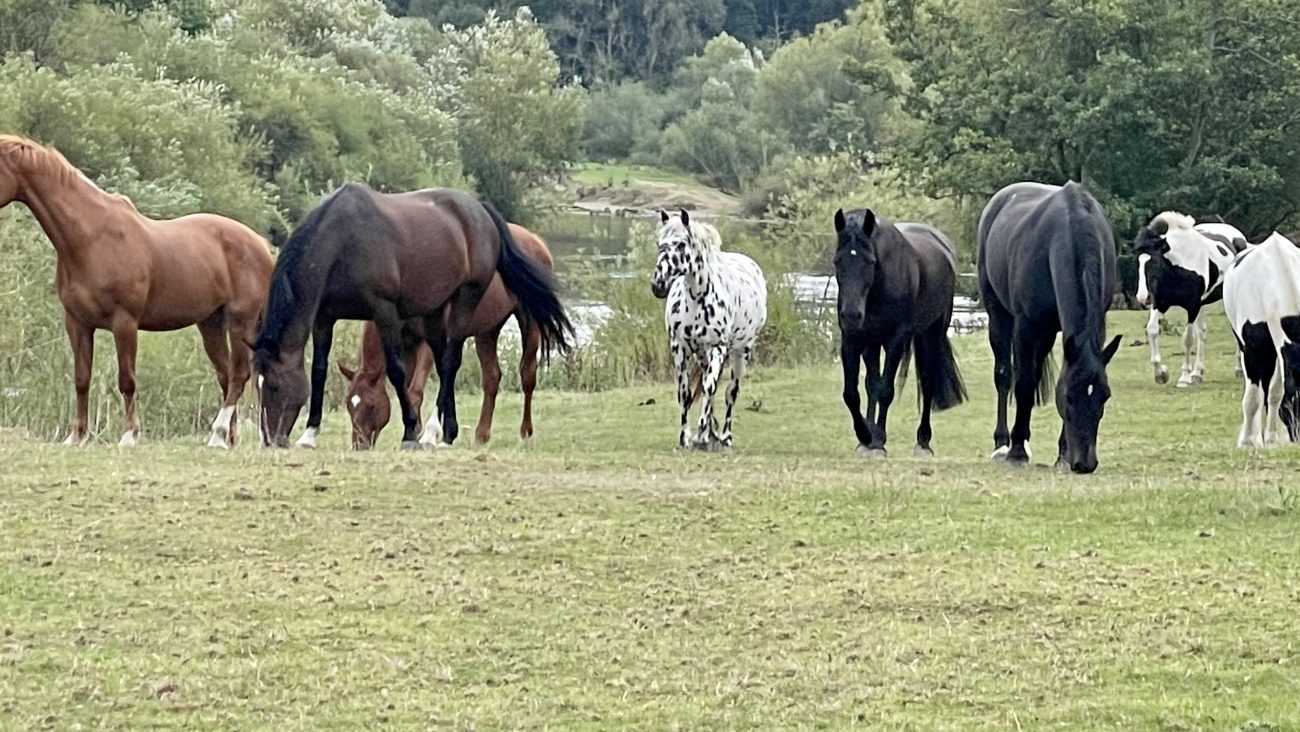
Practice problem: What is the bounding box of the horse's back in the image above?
[897,222,957,270]
[1225,233,1300,331]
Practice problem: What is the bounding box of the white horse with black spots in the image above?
[1133,211,1250,386]
[1224,231,1300,447]
[650,210,766,451]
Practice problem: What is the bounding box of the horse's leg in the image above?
[518,315,541,441]
[473,325,504,445]
[1176,305,1202,387]
[1006,327,1055,464]
[198,311,235,448]
[719,344,750,450]
[986,300,1014,458]
[841,335,873,452]
[867,333,909,455]
[295,318,335,448]
[110,315,141,446]
[1188,308,1208,385]
[419,336,447,447]
[1264,358,1284,446]
[433,336,467,446]
[1239,378,1264,448]
[369,312,418,448]
[912,329,936,458]
[862,341,882,424]
[693,344,727,450]
[1146,308,1168,384]
[63,313,93,446]
[672,340,696,449]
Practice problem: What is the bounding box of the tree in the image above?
[876,0,1300,239]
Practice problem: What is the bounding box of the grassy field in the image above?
[3,308,1299,730]
[571,163,704,188]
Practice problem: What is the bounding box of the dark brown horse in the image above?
[0,134,273,447]
[338,222,552,449]
[252,183,571,448]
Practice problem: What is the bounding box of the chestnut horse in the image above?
[337,223,551,449]
[0,135,273,447]
[252,183,571,448]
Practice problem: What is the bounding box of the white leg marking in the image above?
[991,445,1011,459]
[419,407,444,447]
[1146,309,1168,384]
[1135,254,1151,306]
[118,430,139,447]
[296,426,319,449]
[206,405,236,449]
[1239,382,1263,448]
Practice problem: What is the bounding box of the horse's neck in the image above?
[13,161,125,263]
[686,248,717,300]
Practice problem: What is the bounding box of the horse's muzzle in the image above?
[651,281,670,299]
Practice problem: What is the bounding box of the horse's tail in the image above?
[896,341,912,395]
[480,200,574,358]
[914,321,967,411]
[1036,349,1057,406]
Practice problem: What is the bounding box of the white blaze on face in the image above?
[1136,254,1151,306]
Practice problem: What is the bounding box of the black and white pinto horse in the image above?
[833,208,966,458]
[1133,212,1249,386]
[1223,231,1300,447]
[650,210,767,450]
[977,181,1122,474]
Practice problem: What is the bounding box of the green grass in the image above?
[3,308,1299,729]
[572,162,705,189]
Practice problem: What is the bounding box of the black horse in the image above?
[976,181,1122,474]
[253,183,572,448]
[834,208,967,457]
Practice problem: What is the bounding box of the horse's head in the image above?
[651,209,695,298]
[253,342,308,448]
[338,362,390,450]
[1056,334,1122,473]
[1282,341,1300,443]
[1132,214,1186,307]
[833,208,878,331]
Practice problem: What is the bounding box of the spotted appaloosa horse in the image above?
[338,223,551,449]
[650,210,766,450]
[1133,212,1249,386]
[0,134,272,448]
[1224,231,1300,447]
[977,181,1122,474]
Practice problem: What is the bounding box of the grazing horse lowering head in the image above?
[253,302,309,448]
[832,208,879,330]
[339,363,389,450]
[1056,333,1122,473]
[651,209,698,298]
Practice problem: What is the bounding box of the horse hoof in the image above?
[1154,368,1169,385]
[206,433,231,450]
[913,445,934,459]
[1189,374,1204,385]
[118,431,139,447]
[856,444,886,459]
[1054,458,1070,471]
[434,440,454,450]
[990,445,1010,461]
[400,440,422,451]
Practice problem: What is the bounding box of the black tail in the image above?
[914,321,967,411]
[1036,350,1057,406]
[480,200,574,358]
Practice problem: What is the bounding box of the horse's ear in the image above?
[659,209,669,224]
[833,208,846,233]
[1102,334,1122,364]
[861,209,876,237]
[338,362,356,381]
[680,209,690,227]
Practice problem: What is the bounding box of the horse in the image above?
[0,134,273,448]
[1133,212,1249,386]
[337,223,551,449]
[1223,231,1300,447]
[832,208,967,458]
[252,183,572,449]
[976,181,1122,474]
[650,210,766,450]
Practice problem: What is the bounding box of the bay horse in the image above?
[337,223,551,449]
[832,208,966,458]
[977,181,1122,474]
[1223,231,1300,447]
[650,210,766,451]
[1133,212,1249,386]
[252,183,571,449]
[0,134,272,447]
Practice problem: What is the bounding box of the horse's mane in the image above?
[254,193,336,361]
[1152,210,1196,232]
[1059,183,1109,351]
[0,134,138,210]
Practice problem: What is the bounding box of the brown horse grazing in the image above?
[252,183,572,449]
[0,135,273,447]
[337,223,551,450]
